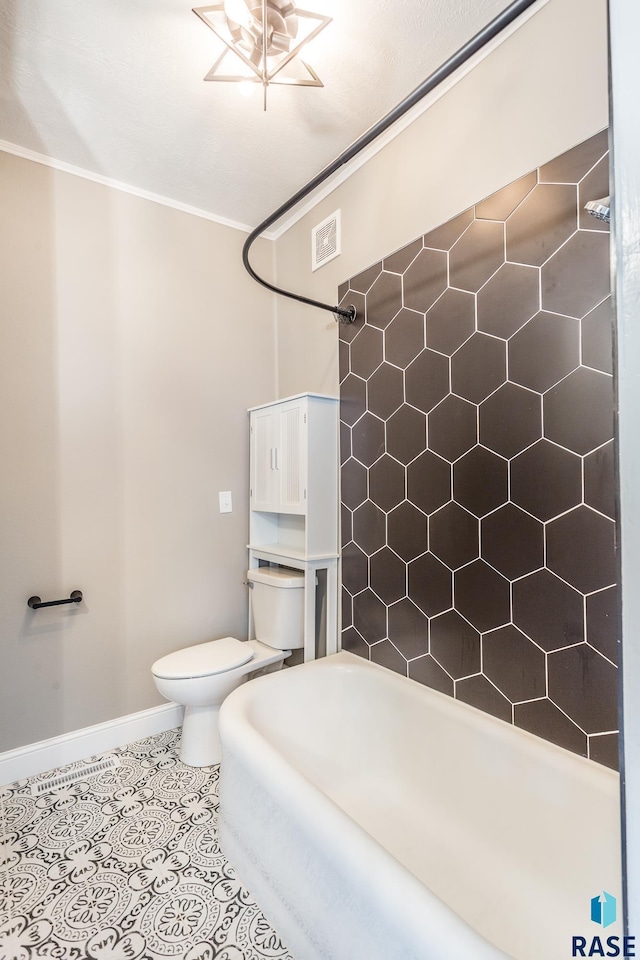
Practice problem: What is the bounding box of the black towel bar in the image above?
[28,591,83,610]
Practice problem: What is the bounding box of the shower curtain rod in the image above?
[242,0,540,324]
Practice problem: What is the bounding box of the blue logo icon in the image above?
[591,891,617,928]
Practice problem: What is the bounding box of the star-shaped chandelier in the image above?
[193,0,332,110]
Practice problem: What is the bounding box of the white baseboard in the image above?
[0,702,184,787]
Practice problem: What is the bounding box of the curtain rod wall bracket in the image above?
[334,304,356,324]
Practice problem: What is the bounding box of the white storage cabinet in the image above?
[248,393,338,661]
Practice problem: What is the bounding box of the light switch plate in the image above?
[219,491,232,514]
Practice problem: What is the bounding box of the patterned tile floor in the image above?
[0,729,295,960]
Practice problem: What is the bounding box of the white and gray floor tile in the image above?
[0,729,295,960]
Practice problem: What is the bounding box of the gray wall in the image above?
[0,153,276,751]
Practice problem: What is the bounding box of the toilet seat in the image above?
[151,636,254,680]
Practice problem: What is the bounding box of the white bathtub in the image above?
[218,652,622,960]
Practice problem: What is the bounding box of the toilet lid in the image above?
[151,637,254,680]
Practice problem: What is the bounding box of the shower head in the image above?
[584,196,611,223]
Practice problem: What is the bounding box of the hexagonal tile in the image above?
[510,439,582,522]
[407,450,451,515]
[408,655,454,696]
[350,325,383,379]
[589,734,618,770]
[449,220,505,292]
[370,547,406,605]
[512,569,584,651]
[352,412,385,467]
[453,446,508,518]
[353,588,387,643]
[451,333,506,404]
[481,504,544,580]
[340,373,366,426]
[388,501,428,562]
[385,308,425,368]
[337,290,365,344]
[341,503,352,547]
[341,457,367,510]
[383,238,422,274]
[483,625,546,702]
[582,297,613,375]
[352,500,386,556]
[584,440,616,520]
[423,208,473,250]
[405,349,450,414]
[371,639,407,674]
[586,586,618,664]
[454,560,510,632]
[544,367,614,455]
[369,454,405,512]
[341,626,368,658]
[339,420,351,464]
[548,643,618,733]
[479,383,541,459]
[475,171,537,220]
[476,262,540,339]
[506,183,577,266]
[403,248,448,312]
[339,338,350,384]
[429,502,479,570]
[541,231,611,318]
[456,675,511,722]
[508,312,580,393]
[428,395,477,463]
[539,129,608,184]
[367,362,404,420]
[546,506,616,594]
[426,289,475,355]
[341,586,352,630]
[366,271,403,328]
[341,541,368,595]
[388,597,428,659]
[338,134,618,761]
[579,155,610,232]
[514,700,587,757]
[387,405,426,465]
[430,610,480,678]
[408,552,452,617]
[351,261,382,294]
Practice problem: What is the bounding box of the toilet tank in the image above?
[247,567,305,650]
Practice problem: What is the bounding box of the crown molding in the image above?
[0,139,253,235]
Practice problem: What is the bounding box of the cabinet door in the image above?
[277,400,307,515]
[250,408,277,511]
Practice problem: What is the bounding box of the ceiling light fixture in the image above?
[193,0,332,111]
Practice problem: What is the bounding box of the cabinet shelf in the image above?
[247,543,339,562]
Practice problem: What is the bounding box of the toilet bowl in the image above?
[152,637,289,766]
[151,566,304,766]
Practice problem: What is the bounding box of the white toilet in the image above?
[151,566,305,767]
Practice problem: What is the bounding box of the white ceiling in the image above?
[0,0,517,229]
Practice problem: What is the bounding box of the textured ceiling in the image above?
[0,0,517,228]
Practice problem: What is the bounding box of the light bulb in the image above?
[224,0,254,29]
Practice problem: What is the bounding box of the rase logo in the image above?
[592,892,617,928]
[572,892,636,958]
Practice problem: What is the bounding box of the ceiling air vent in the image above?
[311,210,341,272]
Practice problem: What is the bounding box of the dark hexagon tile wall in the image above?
[338,129,617,769]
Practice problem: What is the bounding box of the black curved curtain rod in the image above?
[242,0,540,324]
